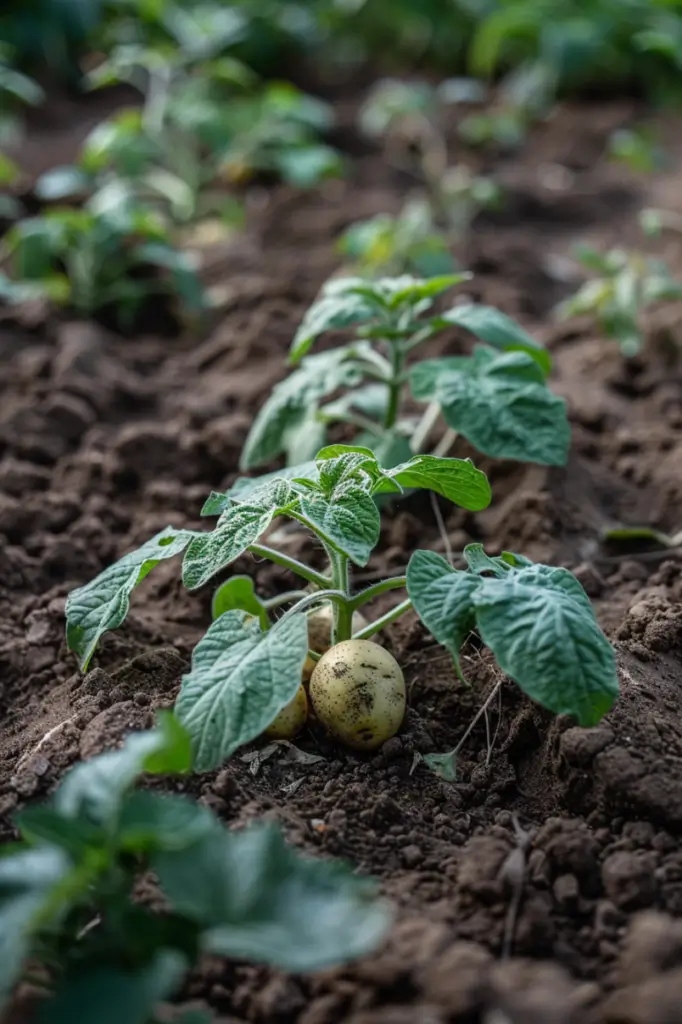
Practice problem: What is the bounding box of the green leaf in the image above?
[65,527,195,671]
[472,565,619,726]
[174,611,309,771]
[54,713,191,825]
[0,846,71,1009]
[228,461,319,502]
[388,454,492,511]
[35,953,187,1024]
[34,166,91,201]
[410,348,570,466]
[275,144,343,188]
[134,243,205,315]
[435,304,550,374]
[463,543,515,577]
[182,481,292,591]
[290,282,379,362]
[385,273,470,309]
[154,824,390,971]
[118,792,216,853]
[406,551,480,672]
[299,459,380,566]
[212,575,270,629]
[240,347,368,469]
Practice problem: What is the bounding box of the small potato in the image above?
[302,605,369,683]
[310,639,405,751]
[264,684,308,740]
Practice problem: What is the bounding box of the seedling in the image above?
[0,189,204,329]
[337,199,457,279]
[241,274,570,470]
[0,713,389,1021]
[65,446,618,775]
[555,243,682,357]
[608,127,663,174]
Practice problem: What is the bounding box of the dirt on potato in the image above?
[3,85,682,1024]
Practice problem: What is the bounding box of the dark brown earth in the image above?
[3,86,682,1023]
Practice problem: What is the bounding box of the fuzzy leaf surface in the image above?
[406,551,480,672]
[65,528,194,671]
[182,480,292,590]
[472,565,619,725]
[175,611,309,771]
[410,348,570,466]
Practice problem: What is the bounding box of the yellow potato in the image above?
[264,684,308,740]
[302,605,369,683]
[309,639,405,751]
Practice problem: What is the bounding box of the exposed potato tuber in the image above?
[264,684,308,740]
[309,639,405,751]
[302,604,369,683]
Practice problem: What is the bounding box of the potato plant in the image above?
[241,274,570,471]
[65,446,618,774]
[357,78,502,262]
[555,242,682,357]
[0,191,204,329]
[0,714,389,1022]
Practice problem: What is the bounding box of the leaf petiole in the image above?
[350,576,407,611]
[248,544,330,589]
[353,598,412,640]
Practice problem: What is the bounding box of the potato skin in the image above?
[302,605,369,683]
[264,684,308,740]
[309,639,405,751]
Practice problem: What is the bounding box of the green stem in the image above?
[383,342,405,431]
[350,576,406,611]
[248,544,330,589]
[330,550,353,644]
[353,598,412,640]
[262,589,309,611]
[276,589,348,630]
[318,409,384,436]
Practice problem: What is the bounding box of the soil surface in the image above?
[3,86,682,1023]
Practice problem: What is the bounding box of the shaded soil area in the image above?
[3,88,682,1023]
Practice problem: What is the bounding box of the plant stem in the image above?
[262,589,309,611]
[248,544,330,589]
[425,679,504,779]
[350,576,406,611]
[353,598,412,640]
[384,343,405,430]
[411,401,441,453]
[431,428,458,458]
[276,589,348,630]
[330,550,353,644]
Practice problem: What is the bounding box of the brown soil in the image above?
[3,88,682,1023]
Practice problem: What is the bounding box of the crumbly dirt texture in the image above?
[3,86,682,1023]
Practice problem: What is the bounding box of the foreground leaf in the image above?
[36,952,187,1024]
[65,527,194,671]
[472,565,619,725]
[410,348,570,466]
[0,847,71,1009]
[54,713,191,826]
[155,824,391,971]
[175,611,309,771]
